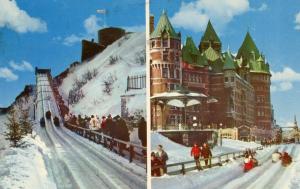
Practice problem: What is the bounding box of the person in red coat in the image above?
[244,155,254,172]
[151,152,162,176]
[191,143,202,170]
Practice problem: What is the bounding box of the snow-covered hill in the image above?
[59,32,146,117]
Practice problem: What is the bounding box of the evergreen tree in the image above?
[20,108,33,135]
[5,108,24,147]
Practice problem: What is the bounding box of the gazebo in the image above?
[151,88,217,130]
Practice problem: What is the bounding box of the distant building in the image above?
[81,27,126,62]
[150,11,272,137]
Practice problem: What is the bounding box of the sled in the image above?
[46,111,52,119]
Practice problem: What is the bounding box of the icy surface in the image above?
[152,133,300,189]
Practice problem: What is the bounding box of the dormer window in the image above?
[163,38,168,47]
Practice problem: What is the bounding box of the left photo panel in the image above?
[0,0,147,189]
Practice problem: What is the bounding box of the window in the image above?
[162,68,168,78]
[170,84,175,90]
[163,51,168,61]
[176,70,180,79]
[225,77,229,82]
[170,69,174,78]
[151,41,155,48]
[163,39,168,47]
[231,77,234,82]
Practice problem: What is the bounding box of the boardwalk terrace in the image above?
[150,11,272,140]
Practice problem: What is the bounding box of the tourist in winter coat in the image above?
[282,152,292,167]
[272,150,282,163]
[191,143,202,170]
[202,143,212,167]
[89,115,98,130]
[244,154,254,172]
[138,117,147,147]
[151,152,162,177]
[156,145,168,174]
[106,115,114,137]
[101,116,107,133]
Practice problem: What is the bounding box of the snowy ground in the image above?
[151,132,261,163]
[0,113,56,189]
[152,132,300,189]
[59,32,146,117]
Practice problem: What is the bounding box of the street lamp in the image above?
[220,123,223,146]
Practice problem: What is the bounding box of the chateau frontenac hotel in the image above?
[150,11,273,139]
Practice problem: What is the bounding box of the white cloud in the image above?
[295,12,300,30]
[9,60,33,72]
[0,0,47,33]
[271,67,300,92]
[84,15,101,35]
[63,34,84,46]
[257,3,268,11]
[0,67,18,81]
[170,0,250,32]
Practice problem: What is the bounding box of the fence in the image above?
[64,122,147,166]
[152,146,263,175]
[127,75,146,91]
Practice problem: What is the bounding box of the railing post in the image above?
[181,164,185,175]
[218,156,222,166]
[129,145,134,163]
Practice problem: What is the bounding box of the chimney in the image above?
[150,15,154,34]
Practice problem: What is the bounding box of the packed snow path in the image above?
[36,73,146,189]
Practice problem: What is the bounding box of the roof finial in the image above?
[294,115,297,125]
[162,9,166,15]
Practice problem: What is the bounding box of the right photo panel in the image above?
[149,0,300,188]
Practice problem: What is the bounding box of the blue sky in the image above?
[151,0,300,127]
[0,0,145,107]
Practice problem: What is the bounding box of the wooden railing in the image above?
[64,122,147,166]
[153,146,263,176]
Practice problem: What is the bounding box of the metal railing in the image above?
[64,122,147,166]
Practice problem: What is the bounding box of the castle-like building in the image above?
[150,11,272,133]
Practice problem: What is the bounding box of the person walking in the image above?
[156,145,168,174]
[138,117,147,155]
[191,143,202,170]
[202,143,212,168]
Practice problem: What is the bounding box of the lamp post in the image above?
[220,123,223,146]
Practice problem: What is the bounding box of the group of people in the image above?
[261,138,279,147]
[151,142,213,177]
[64,113,147,156]
[151,145,169,177]
[190,143,212,170]
[272,150,293,167]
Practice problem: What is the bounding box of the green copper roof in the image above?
[201,20,221,43]
[182,37,207,66]
[150,10,180,39]
[204,46,220,62]
[236,32,260,60]
[249,54,270,74]
[223,50,236,70]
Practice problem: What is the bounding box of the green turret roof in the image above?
[237,32,259,60]
[223,50,236,70]
[249,54,270,74]
[150,10,180,39]
[182,37,207,66]
[201,20,221,43]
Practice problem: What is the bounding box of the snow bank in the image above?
[151,132,261,163]
[0,133,56,189]
[59,32,146,117]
